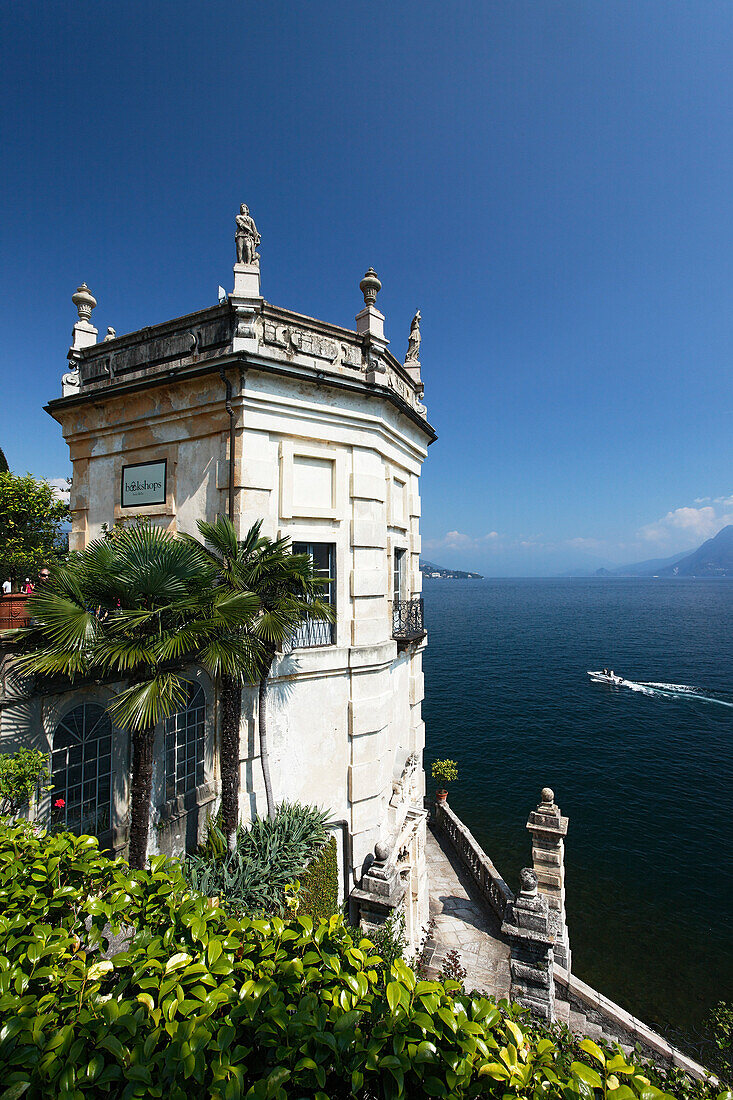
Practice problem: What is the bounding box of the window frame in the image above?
[291,541,336,648]
[162,682,206,803]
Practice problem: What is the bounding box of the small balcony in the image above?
[392,598,426,646]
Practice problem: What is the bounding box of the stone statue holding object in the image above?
[235,204,261,266]
[405,309,421,364]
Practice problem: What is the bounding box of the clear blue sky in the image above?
[2,1,732,574]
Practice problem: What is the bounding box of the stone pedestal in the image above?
[230,264,262,353]
[501,868,555,1021]
[403,358,423,394]
[350,843,406,937]
[232,262,261,299]
[527,788,571,971]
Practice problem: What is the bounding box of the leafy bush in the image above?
[185,801,331,916]
[298,834,338,921]
[0,821,724,1100]
[0,748,50,816]
[431,758,458,786]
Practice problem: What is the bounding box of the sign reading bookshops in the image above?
[121,460,167,508]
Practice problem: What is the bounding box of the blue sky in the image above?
[2,1,732,575]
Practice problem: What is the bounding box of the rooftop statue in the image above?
[235,204,261,266]
[405,309,421,364]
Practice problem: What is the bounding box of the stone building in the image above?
[0,208,435,945]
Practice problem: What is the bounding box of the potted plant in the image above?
[431,758,458,804]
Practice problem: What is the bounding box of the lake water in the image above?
[421,578,732,1037]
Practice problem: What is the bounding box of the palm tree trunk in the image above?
[128,725,155,870]
[257,668,275,821]
[220,673,242,850]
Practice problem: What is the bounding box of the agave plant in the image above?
[12,523,259,869]
[185,801,331,915]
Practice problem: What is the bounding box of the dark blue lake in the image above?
[421,578,732,1036]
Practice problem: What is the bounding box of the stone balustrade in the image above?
[433,800,514,921]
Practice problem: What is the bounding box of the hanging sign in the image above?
[121,460,167,507]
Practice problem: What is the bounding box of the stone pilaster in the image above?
[501,868,555,1021]
[527,787,571,971]
[350,841,406,936]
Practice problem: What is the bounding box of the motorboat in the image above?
[588,670,624,685]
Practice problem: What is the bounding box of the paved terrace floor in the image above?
[423,823,511,999]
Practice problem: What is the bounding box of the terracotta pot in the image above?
[436,789,448,804]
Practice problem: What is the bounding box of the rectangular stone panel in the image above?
[349,694,391,737]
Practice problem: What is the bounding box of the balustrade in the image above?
[433,800,514,921]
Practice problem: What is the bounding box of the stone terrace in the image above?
[422,824,511,998]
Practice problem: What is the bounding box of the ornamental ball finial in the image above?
[359,267,381,306]
[374,840,390,862]
[72,283,97,323]
[541,787,555,804]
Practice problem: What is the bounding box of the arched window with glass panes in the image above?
[51,703,113,845]
[163,682,206,802]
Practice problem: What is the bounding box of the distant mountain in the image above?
[657,525,733,577]
[594,526,733,578]
[420,559,483,579]
[593,549,693,578]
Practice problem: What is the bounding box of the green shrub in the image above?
[185,801,331,916]
[431,757,458,786]
[0,821,721,1100]
[298,834,338,920]
[0,748,50,816]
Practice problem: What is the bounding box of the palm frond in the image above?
[106,673,189,731]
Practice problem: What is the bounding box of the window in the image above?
[291,542,336,647]
[163,682,206,802]
[51,703,113,842]
[393,547,406,602]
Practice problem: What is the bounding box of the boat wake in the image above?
[588,672,733,708]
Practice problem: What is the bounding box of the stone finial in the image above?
[359,267,381,306]
[404,309,421,364]
[519,867,539,896]
[374,841,390,862]
[541,787,555,805]
[103,327,116,342]
[72,283,97,323]
[235,203,260,267]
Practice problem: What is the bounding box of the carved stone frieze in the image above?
[263,320,363,369]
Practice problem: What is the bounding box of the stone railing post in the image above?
[350,842,407,936]
[501,868,555,1021]
[527,787,571,972]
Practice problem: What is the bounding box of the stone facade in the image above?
[0,209,435,947]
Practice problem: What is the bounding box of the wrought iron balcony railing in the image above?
[392,598,426,643]
[289,617,335,650]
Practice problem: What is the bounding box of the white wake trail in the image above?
[616,678,732,708]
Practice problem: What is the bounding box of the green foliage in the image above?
[368,908,408,984]
[185,802,331,916]
[298,834,338,920]
[0,749,50,816]
[519,1003,728,1100]
[0,472,70,585]
[0,447,8,474]
[0,821,718,1100]
[431,757,459,786]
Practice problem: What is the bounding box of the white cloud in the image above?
[48,477,71,505]
[424,529,502,553]
[638,502,733,545]
[566,536,605,550]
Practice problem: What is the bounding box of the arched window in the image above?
[163,682,206,802]
[51,703,113,842]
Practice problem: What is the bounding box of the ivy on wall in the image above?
[298,833,338,920]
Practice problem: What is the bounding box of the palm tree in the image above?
[239,531,334,821]
[13,524,259,868]
[185,517,266,849]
